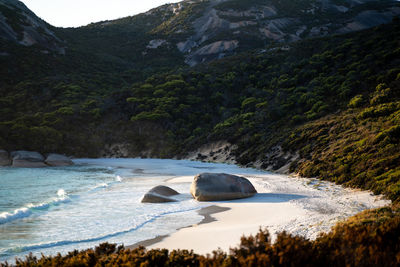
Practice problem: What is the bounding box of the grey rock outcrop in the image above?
[146,39,167,49]
[190,173,257,201]
[10,150,47,168]
[45,153,73,166]
[151,0,400,66]
[141,185,179,203]
[0,0,64,53]
[185,40,239,66]
[0,149,11,166]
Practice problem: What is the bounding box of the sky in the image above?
[19,0,182,28]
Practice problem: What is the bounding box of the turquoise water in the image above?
[0,158,263,263]
[0,165,115,224]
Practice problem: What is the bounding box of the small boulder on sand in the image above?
[45,153,73,166]
[0,150,11,166]
[141,185,179,203]
[190,173,257,201]
[11,150,47,168]
[148,185,179,196]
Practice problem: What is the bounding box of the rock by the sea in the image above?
[45,153,73,166]
[141,185,179,203]
[190,173,257,201]
[149,185,179,196]
[10,150,47,168]
[0,150,11,166]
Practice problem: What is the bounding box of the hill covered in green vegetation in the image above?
[56,0,400,66]
[121,21,400,201]
[0,0,399,201]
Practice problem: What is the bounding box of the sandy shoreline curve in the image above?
[128,174,389,255]
[146,193,308,254]
[127,205,230,250]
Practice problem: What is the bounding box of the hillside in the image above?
[0,0,399,201]
[0,0,63,52]
[56,0,400,66]
[119,21,400,201]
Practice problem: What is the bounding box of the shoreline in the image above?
[1,159,390,261]
[144,192,309,254]
[129,173,389,255]
[127,205,230,250]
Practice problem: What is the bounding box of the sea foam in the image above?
[6,206,200,254]
[0,190,70,225]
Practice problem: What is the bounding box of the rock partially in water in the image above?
[190,173,257,201]
[45,153,73,166]
[141,185,179,203]
[148,185,179,196]
[10,150,47,168]
[0,149,11,166]
[141,193,178,203]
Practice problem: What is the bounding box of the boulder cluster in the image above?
[141,173,257,203]
[0,150,73,167]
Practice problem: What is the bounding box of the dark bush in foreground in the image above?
[4,205,400,267]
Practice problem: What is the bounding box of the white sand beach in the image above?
[147,174,390,254]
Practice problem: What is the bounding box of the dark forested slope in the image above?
[119,21,400,200]
[0,0,399,200]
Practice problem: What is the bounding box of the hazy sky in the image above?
[19,0,181,28]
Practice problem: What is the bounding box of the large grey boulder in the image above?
[0,150,11,166]
[141,185,179,203]
[10,150,47,168]
[45,153,73,166]
[190,173,257,201]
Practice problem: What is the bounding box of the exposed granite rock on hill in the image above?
[146,0,400,65]
[0,0,64,53]
[35,0,399,66]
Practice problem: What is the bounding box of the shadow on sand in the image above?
[216,193,307,204]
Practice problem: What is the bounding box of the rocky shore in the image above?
[141,173,257,203]
[0,150,73,167]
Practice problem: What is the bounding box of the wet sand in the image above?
[127,205,230,250]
